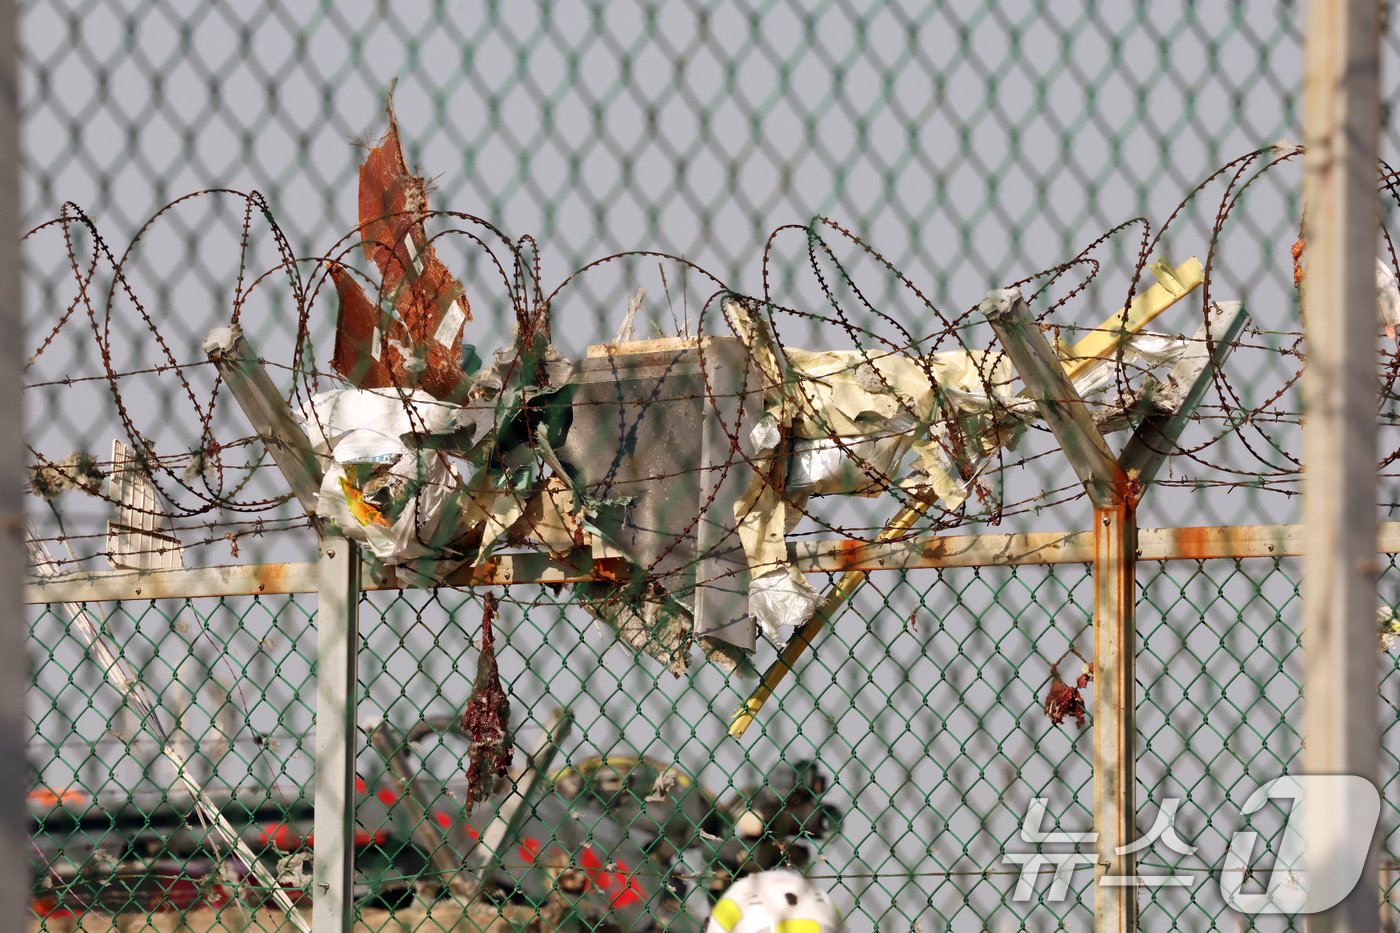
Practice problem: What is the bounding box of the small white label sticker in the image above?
[402,230,426,277]
[434,298,467,347]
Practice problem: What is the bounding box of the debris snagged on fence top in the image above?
[1291,228,1400,341]
[554,332,764,666]
[305,100,1237,673]
[725,295,1020,645]
[576,578,695,675]
[298,388,471,566]
[332,90,471,400]
[27,449,102,501]
[462,594,513,814]
[781,345,1012,507]
[107,439,185,571]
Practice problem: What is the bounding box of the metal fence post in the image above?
[983,289,1140,930]
[0,0,22,926]
[313,535,361,932]
[1094,502,1136,931]
[1301,1,1382,931]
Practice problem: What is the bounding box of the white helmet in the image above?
[705,869,847,933]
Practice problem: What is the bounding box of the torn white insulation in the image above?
[723,296,1208,647]
[748,568,822,646]
[315,434,466,565]
[299,387,467,449]
[298,390,474,566]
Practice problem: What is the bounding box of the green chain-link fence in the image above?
[19,1,1400,930]
[25,563,1400,929]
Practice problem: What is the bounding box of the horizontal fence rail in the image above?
[25,522,1400,603]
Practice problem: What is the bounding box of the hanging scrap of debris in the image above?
[461,594,513,813]
[1043,663,1093,728]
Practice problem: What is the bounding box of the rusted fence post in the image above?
[984,289,1138,930]
[313,535,361,931]
[1091,501,1136,931]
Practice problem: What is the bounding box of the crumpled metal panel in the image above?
[556,337,764,651]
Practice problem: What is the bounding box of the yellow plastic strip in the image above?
[730,496,932,737]
[1060,256,1204,382]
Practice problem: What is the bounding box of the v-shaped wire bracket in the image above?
[983,288,1126,507]
[984,284,1248,930]
[203,323,325,526]
[982,288,1248,508]
[1119,299,1249,494]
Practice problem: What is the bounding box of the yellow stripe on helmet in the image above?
[711,898,743,931]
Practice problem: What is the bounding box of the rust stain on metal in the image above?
[590,557,631,586]
[248,562,291,594]
[828,538,869,573]
[24,522,1400,605]
[1091,501,1137,927]
[1171,525,1214,561]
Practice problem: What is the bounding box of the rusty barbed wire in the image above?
[29,148,1400,578]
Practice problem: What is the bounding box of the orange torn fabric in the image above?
[329,265,393,389]
[339,476,392,528]
[332,92,472,400]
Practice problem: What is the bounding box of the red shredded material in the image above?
[1043,663,1093,728]
[460,594,513,813]
[332,89,471,400]
[328,265,392,388]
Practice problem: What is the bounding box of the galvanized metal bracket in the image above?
[1118,300,1249,503]
[982,288,1125,507]
[203,324,325,523]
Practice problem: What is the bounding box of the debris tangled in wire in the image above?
[1043,663,1094,729]
[26,96,1400,675]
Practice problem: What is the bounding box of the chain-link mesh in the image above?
[26,567,1400,929]
[19,1,1400,931]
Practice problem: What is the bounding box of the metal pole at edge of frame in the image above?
[0,0,25,926]
[1301,0,1382,930]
